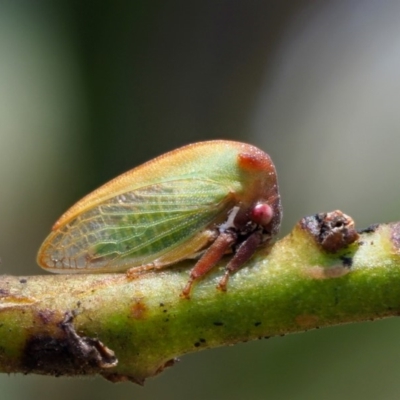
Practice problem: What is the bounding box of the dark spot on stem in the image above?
[213,321,224,326]
[358,224,379,234]
[194,338,206,347]
[340,255,353,267]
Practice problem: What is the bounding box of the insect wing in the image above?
[38,178,234,272]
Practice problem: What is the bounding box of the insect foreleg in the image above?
[181,230,237,298]
[217,230,263,292]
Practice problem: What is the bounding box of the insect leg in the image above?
[217,231,263,292]
[125,263,159,281]
[181,230,237,299]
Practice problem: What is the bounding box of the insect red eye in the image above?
[251,203,274,227]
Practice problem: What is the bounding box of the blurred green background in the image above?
[1,1,400,399]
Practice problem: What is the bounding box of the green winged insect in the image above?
[37,140,282,297]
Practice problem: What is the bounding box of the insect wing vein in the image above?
[40,179,233,271]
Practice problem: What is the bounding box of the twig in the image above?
[1,211,399,384]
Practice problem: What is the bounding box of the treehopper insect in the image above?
[37,140,282,297]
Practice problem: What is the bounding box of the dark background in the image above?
[1,1,400,399]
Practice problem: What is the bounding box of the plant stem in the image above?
[1,211,399,384]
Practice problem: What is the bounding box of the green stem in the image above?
[1,212,399,384]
